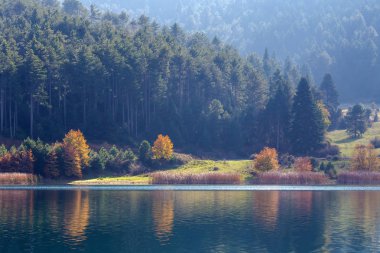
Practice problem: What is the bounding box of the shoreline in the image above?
[2,185,380,191]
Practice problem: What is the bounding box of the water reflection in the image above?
[1,190,380,253]
[152,191,175,244]
[63,190,90,244]
[252,191,280,229]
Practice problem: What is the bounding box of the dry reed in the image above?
[258,171,329,185]
[337,171,380,185]
[0,173,38,185]
[151,172,241,185]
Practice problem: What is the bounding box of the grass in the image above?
[151,172,241,185]
[0,173,38,185]
[71,159,252,185]
[71,175,151,185]
[257,171,330,185]
[328,122,380,158]
[337,171,380,185]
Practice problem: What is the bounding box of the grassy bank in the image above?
[328,122,380,158]
[0,173,38,185]
[71,159,251,185]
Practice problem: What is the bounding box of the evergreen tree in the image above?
[346,104,368,138]
[44,150,60,179]
[263,71,292,152]
[320,73,339,112]
[139,140,152,163]
[290,78,325,155]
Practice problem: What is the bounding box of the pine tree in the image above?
[44,150,60,179]
[320,74,339,113]
[290,78,325,155]
[264,71,292,152]
[346,104,367,138]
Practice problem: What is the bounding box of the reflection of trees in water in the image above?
[63,190,90,243]
[0,190,34,229]
[152,191,175,244]
[252,191,280,229]
[322,192,380,251]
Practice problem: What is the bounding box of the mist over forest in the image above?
[79,0,380,102]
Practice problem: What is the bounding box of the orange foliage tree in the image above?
[63,130,90,167]
[253,147,280,172]
[294,157,313,172]
[152,134,174,160]
[63,144,82,178]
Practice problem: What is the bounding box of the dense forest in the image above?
[0,0,342,156]
[79,0,380,102]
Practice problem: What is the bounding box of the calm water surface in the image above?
[1,186,380,253]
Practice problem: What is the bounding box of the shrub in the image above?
[370,137,380,149]
[319,162,337,179]
[279,154,295,169]
[152,134,174,160]
[253,147,280,172]
[138,140,152,163]
[351,144,379,171]
[315,143,340,158]
[151,172,241,185]
[337,171,380,184]
[258,171,329,185]
[294,157,313,172]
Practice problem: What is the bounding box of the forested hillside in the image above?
[79,0,380,101]
[0,0,339,156]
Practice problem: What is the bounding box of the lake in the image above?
[1,186,380,253]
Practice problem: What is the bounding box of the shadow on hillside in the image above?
[335,137,357,144]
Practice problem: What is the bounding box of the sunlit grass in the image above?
[71,175,151,185]
[71,159,252,185]
[328,122,380,158]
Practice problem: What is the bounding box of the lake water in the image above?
[1,186,380,253]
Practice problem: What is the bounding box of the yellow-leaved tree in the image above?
[152,134,174,160]
[63,130,90,167]
[253,147,280,172]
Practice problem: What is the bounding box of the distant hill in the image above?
[78,0,380,102]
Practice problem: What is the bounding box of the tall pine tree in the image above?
[291,78,325,155]
[264,70,293,152]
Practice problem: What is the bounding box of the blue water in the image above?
[1,186,380,252]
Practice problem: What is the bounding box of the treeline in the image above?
[0,129,175,179]
[85,0,380,102]
[0,0,342,156]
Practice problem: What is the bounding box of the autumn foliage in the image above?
[0,149,34,174]
[253,147,280,172]
[294,157,313,172]
[351,144,379,171]
[152,134,174,160]
[63,130,90,167]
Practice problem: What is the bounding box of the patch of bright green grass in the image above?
[71,175,151,185]
[71,159,253,185]
[328,122,380,158]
